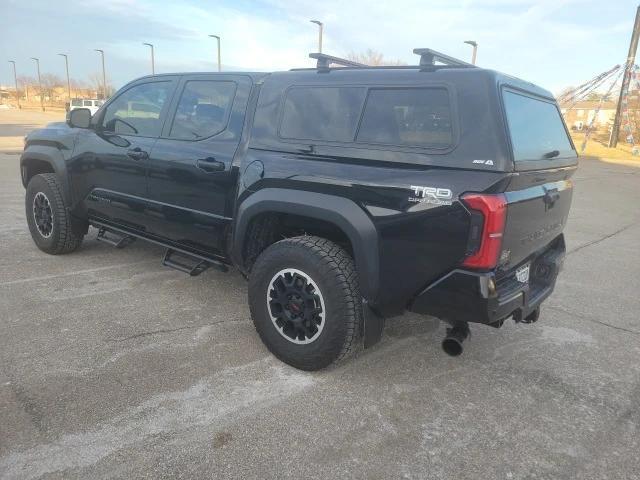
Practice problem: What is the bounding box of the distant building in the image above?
[561,100,616,131]
[0,87,15,106]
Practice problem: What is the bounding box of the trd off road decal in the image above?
[408,185,453,206]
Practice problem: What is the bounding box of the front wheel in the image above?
[25,173,83,254]
[248,236,361,371]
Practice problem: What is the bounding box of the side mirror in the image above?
[67,108,92,129]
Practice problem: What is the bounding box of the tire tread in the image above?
[248,235,362,370]
[28,173,82,254]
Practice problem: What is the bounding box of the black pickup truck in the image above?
[21,49,577,370]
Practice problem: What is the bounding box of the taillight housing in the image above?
[461,193,507,269]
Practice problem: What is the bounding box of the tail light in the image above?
[461,193,507,269]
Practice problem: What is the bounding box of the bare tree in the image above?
[556,86,577,106]
[70,78,87,90]
[586,91,612,102]
[16,75,35,87]
[40,74,64,100]
[16,75,36,101]
[40,73,63,88]
[88,72,115,99]
[87,72,103,97]
[347,49,406,66]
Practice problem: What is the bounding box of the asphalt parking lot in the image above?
[1,110,639,479]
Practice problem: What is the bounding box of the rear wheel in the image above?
[248,236,361,371]
[25,173,83,254]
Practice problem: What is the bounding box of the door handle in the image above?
[196,157,225,173]
[127,147,149,160]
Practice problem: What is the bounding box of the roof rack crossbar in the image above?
[413,48,474,68]
[309,53,367,70]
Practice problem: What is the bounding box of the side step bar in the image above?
[162,248,228,276]
[96,227,136,249]
[91,222,230,276]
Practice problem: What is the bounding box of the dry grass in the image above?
[571,131,640,162]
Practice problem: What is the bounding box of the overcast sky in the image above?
[0,0,636,94]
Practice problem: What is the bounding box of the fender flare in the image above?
[20,147,72,204]
[232,188,380,303]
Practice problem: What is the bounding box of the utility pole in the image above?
[94,49,107,99]
[8,60,20,109]
[208,35,221,72]
[143,43,155,74]
[58,53,72,101]
[609,5,640,148]
[310,20,323,53]
[464,40,478,65]
[30,57,44,111]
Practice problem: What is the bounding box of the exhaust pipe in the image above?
[442,323,469,356]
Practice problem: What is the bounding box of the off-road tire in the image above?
[248,236,361,371]
[25,173,83,254]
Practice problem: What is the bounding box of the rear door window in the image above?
[280,86,366,142]
[356,88,453,148]
[169,80,236,140]
[503,90,576,162]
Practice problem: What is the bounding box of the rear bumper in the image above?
[409,236,565,326]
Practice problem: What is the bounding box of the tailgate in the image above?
[500,173,574,269]
[500,88,578,270]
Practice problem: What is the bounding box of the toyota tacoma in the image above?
[20,49,577,370]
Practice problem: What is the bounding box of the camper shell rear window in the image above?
[502,89,576,164]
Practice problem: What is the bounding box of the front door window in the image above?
[101,82,173,137]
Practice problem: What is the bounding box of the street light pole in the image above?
[30,57,44,111]
[310,20,323,53]
[208,35,221,72]
[8,60,20,109]
[94,49,107,99]
[464,40,478,65]
[143,43,155,74]
[58,53,72,101]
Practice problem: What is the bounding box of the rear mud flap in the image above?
[362,299,385,348]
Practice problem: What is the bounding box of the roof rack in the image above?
[309,53,367,70]
[413,48,474,67]
[303,48,474,72]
